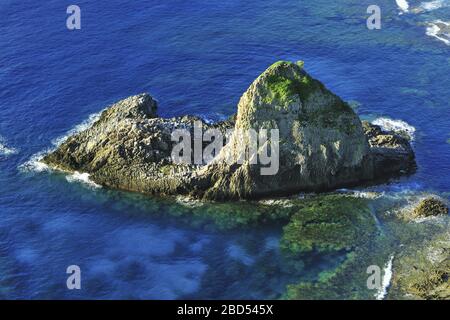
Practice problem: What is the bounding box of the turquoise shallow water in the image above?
[0,0,449,299]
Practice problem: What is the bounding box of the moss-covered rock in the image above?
[263,61,322,105]
[412,197,449,218]
[389,229,450,300]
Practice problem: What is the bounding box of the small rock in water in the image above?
[413,197,449,218]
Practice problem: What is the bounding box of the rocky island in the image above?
[43,61,416,200]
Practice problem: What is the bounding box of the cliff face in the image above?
[43,61,416,200]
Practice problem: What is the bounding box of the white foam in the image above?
[338,189,384,199]
[19,150,50,173]
[396,0,410,13]
[420,0,447,11]
[426,20,450,45]
[372,117,416,140]
[175,195,203,208]
[259,198,295,208]
[375,255,394,300]
[51,110,102,146]
[202,113,228,125]
[0,137,18,156]
[19,110,103,173]
[356,191,383,199]
[66,171,101,189]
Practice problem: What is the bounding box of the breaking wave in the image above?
[372,117,416,140]
[426,20,450,45]
[19,110,103,173]
[395,0,450,45]
[375,255,395,300]
[51,110,102,146]
[396,0,410,13]
[0,137,18,157]
[398,0,449,13]
[19,150,50,173]
[419,0,449,12]
[66,171,101,189]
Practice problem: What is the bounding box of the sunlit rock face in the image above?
[197,61,374,200]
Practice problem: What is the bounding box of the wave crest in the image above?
[372,117,416,140]
[420,0,448,12]
[19,110,103,173]
[396,0,410,13]
[0,137,18,157]
[426,20,450,45]
[51,111,102,146]
[66,172,101,189]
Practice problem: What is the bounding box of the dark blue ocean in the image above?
[1,0,449,299]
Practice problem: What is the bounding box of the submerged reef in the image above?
[391,229,450,300]
[43,61,415,200]
[279,193,450,300]
[280,195,376,254]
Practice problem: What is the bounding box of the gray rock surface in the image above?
[362,120,416,180]
[43,61,416,200]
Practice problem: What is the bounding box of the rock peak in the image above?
[201,61,374,199]
[99,93,158,123]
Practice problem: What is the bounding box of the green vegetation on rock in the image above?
[390,228,450,300]
[264,61,321,105]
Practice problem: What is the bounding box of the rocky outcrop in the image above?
[362,121,416,179]
[43,61,416,200]
[43,94,234,196]
[412,197,449,218]
[195,61,374,199]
